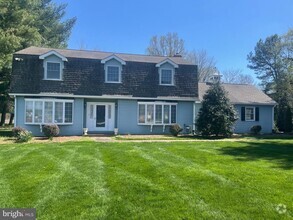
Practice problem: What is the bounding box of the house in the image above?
[197,83,276,133]
[10,46,276,136]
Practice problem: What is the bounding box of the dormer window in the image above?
[39,50,67,81]
[106,65,121,83]
[46,62,61,80]
[160,68,174,85]
[101,54,126,84]
[156,58,178,86]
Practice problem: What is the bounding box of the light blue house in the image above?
[198,83,276,133]
[10,47,276,136]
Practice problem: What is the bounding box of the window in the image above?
[106,65,121,83]
[245,107,255,121]
[138,102,177,125]
[25,99,73,124]
[160,68,174,85]
[46,62,61,80]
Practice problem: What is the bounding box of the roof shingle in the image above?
[15,46,192,65]
[198,83,276,105]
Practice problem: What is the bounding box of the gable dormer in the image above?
[101,54,126,83]
[39,50,67,81]
[156,59,178,86]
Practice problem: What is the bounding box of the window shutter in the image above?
[255,107,259,121]
[241,107,245,121]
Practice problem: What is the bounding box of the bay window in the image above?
[138,102,177,125]
[25,99,73,124]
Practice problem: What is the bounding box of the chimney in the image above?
[173,53,182,57]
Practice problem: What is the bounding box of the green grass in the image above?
[0,139,292,219]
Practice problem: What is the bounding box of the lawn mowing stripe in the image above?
[113,167,164,191]
[0,147,38,207]
[36,145,110,219]
[131,145,227,219]
[33,145,81,211]
[156,146,232,185]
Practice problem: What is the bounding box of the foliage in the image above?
[247,29,293,132]
[0,0,76,125]
[275,97,292,133]
[250,125,262,135]
[196,82,238,137]
[146,32,185,56]
[169,124,183,136]
[185,49,217,82]
[15,130,32,142]
[12,126,26,137]
[221,68,255,85]
[12,126,32,142]
[42,124,60,140]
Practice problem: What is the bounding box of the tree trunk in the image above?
[9,113,14,125]
[0,103,7,126]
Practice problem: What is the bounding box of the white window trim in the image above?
[245,107,255,121]
[24,99,74,125]
[44,61,63,81]
[105,65,122,83]
[137,102,177,125]
[159,68,174,86]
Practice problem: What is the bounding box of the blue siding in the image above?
[234,105,274,134]
[117,100,194,134]
[194,104,274,134]
[15,96,84,136]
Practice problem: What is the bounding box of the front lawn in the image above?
[0,139,292,219]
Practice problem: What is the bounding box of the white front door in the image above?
[86,102,115,132]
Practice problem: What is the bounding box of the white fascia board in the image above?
[9,93,198,101]
[39,50,68,61]
[155,58,179,68]
[101,54,126,65]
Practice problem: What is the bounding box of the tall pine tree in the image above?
[196,82,238,137]
[0,0,76,125]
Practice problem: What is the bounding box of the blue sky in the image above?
[55,0,293,77]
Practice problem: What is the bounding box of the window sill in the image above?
[43,79,63,81]
[25,123,73,125]
[138,123,176,126]
[105,81,122,84]
[159,84,175,86]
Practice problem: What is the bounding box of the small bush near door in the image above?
[43,124,60,140]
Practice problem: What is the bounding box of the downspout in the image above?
[14,95,17,127]
[193,101,196,132]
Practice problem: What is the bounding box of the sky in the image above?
[54,0,293,78]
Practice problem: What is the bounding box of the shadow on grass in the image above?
[218,141,293,170]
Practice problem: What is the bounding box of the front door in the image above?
[86,102,115,131]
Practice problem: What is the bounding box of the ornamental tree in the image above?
[196,82,238,137]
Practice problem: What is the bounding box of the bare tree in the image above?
[185,50,217,82]
[146,33,185,56]
[221,69,255,85]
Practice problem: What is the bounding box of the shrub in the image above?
[12,126,26,137]
[42,124,60,140]
[196,82,238,137]
[169,124,183,136]
[250,125,262,135]
[16,130,32,142]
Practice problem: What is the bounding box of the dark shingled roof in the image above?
[15,46,192,65]
[198,82,276,105]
